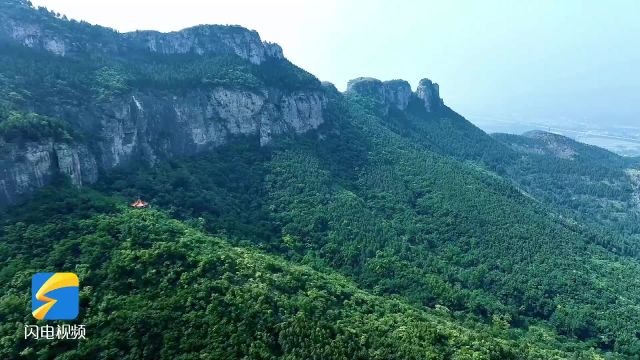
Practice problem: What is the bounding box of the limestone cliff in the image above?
[346,77,443,114]
[346,78,412,114]
[415,78,444,112]
[0,86,326,206]
[0,141,97,205]
[0,0,326,206]
[97,87,326,169]
[0,1,283,64]
[125,26,284,65]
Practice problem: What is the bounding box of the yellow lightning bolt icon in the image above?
[32,273,79,320]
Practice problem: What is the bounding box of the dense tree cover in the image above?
[492,133,640,251]
[98,142,277,247]
[0,110,73,143]
[125,55,320,93]
[90,91,640,357]
[375,97,519,171]
[356,93,640,249]
[0,0,120,44]
[0,187,605,359]
[2,1,640,357]
[264,96,640,356]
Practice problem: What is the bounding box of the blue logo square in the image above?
[32,272,79,320]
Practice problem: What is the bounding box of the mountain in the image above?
[1,186,596,359]
[494,131,640,251]
[2,0,640,358]
[0,0,325,207]
[345,77,514,167]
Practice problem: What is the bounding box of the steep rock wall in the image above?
[0,141,97,205]
[0,87,326,206]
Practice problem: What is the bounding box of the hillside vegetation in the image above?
[1,0,640,358]
[0,187,601,359]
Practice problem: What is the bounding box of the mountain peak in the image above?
[346,77,443,113]
[346,77,411,113]
[0,2,284,64]
[416,78,444,112]
[124,25,284,64]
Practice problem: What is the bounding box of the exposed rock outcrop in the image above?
[626,169,640,208]
[96,88,326,169]
[346,78,412,114]
[416,78,444,112]
[0,86,326,206]
[383,80,413,111]
[347,78,386,104]
[0,141,97,205]
[0,18,69,55]
[0,2,283,64]
[0,1,323,207]
[124,26,284,64]
[347,77,443,114]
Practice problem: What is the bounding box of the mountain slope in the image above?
[494,131,640,250]
[345,77,515,168]
[346,78,640,249]
[1,1,640,358]
[0,0,325,207]
[0,187,597,359]
[95,89,640,356]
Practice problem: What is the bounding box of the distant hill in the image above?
[494,131,640,245]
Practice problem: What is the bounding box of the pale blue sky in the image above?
[31,0,640,127]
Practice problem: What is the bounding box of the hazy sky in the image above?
[30,0,640,127]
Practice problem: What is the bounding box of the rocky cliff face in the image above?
[0,86,326,206]
[0,141,97,205]
[415,78,444,112]
[0,2,283,64]
[0,17,69,55]
[346,77,443,114]
[383,80,413,111]
[346,78,386,103]
[626,169,640,208]
[0,0,326,207]
[125,26,284,65]
[96,87,326,169]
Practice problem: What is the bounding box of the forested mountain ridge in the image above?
[345,76,640,256]
[493,131,640,252]
[345,76,514,167]
[91,87,640,356]
[0,0,284,61]
[2,0,640,358]
[0,0,324,207]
